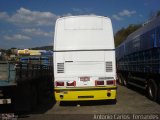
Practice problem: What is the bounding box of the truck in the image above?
[0,55,53,113]
[53,15,117,102]
[116,16,160,102]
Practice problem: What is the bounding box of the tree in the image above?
[114,24,141,47]
[149,10,160,19]
[156,10,160,17]
[6,49,12,56]
[114,10,160,47]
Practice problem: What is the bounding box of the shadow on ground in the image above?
[125,84,146,96]
[59,99,117,106]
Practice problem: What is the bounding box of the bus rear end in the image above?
[54,16,116,101]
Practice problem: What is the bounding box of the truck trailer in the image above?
[116,16,160,102]
[54,15,117,102]
[0,55,53,113]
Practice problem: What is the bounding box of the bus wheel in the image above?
[147,79,158,101]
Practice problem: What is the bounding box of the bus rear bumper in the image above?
[54,86,117,101]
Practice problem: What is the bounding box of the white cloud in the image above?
[0,7,59,27]
[112,14,123,21]
[4,34,31,41]
[0,12,9,20]
[72,8,92,14]
[22,28,53,37]
[112,9,137,21]
[11,7,59,26]
[62,13,73,17]
[119,10,136,17]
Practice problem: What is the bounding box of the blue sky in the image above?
[0,0,160,49]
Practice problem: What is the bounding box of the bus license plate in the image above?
[80,77,90,82]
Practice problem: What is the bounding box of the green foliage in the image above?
[156,10,160,17]
[31,46,53,50]
[6,49,12,56]
[114,24,141,47]
[114,10,160,48]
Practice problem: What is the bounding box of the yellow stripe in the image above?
[54,86,117,101]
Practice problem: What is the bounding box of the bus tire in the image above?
[147,79,158,101]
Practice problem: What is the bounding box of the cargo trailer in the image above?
[0,55,53,113]
[116,16,160,102]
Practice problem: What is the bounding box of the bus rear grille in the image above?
[57,63,64,73]
[106,61,112,72]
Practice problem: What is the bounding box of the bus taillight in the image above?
[56,81,64,86]
[107,80,116,85]
[95,80,104,86]
[67,81,76,87]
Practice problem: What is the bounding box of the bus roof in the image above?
[54,15,115,51]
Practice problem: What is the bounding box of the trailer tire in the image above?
[157,82,160,103]
[123,74,129,87]
[117,74,123,85]
[147,79,158,101]
[123,78,128,87]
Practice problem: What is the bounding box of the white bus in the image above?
[54,15,117,101]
